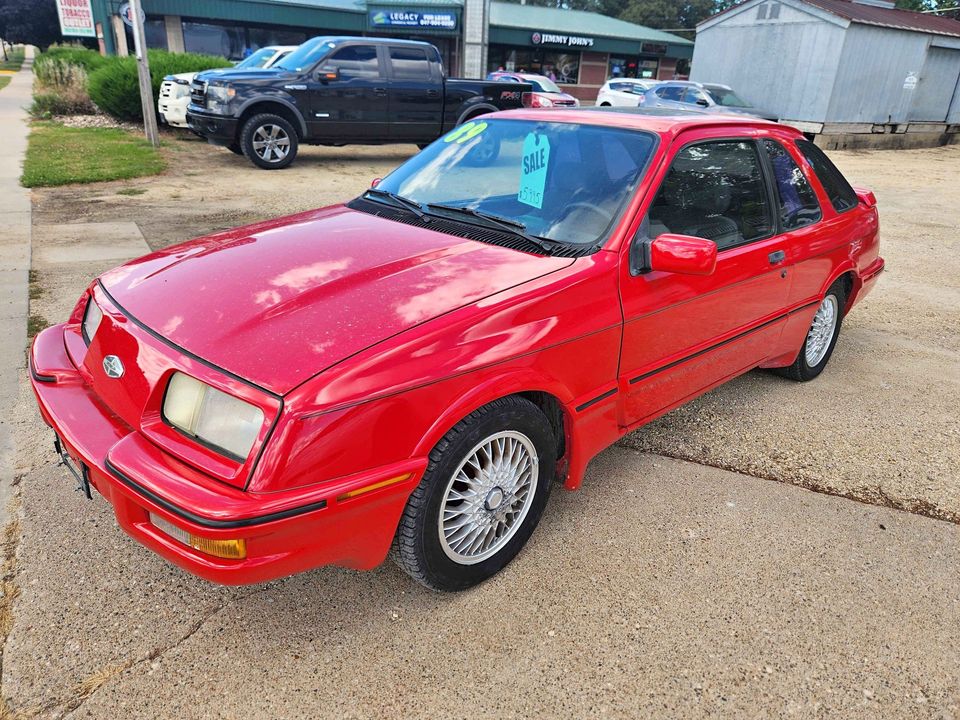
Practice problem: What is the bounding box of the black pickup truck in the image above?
[186,36,531,169]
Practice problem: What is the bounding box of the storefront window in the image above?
[487,46,580,84]
[124,17,167,51]
[637,57,659,79]
[248,27,307,50]
[183,21,246,59]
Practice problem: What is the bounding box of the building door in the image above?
[908,47,960,122]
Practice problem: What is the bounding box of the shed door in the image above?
[908,47,960,122]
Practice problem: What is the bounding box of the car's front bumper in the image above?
[185,110,239,145]
[29,324,424,585]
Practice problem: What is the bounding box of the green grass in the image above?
[21,122,165,188]
[0,48,25,71]
[0,77,10,92]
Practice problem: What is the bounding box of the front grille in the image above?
[159,80,175,99]
[554,100,578,107]
[347,198,595,259]
[190,79,206,107]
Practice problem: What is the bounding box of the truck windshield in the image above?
[375,119,657,247]
[235,47,276,69]
[272,37,335,72]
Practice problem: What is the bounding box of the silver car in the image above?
[638,81,778,121]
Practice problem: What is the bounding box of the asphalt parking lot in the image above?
[6,138,960,717]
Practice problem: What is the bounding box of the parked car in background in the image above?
[639,81,778,121]
[595,78,659,107]
[486,72,580,108]
[187,37,532,169]
[159,45,298,128]
[31,110,883,592]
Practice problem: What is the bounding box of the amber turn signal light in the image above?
[149,513,247,560]
[336,473,412,502]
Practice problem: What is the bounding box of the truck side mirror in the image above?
[632,233,717,276]
[318,66,340,83]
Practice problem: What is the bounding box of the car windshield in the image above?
[272,37,335,72]
[374,119,657,247]
[530,76,562,93]
[235,47,276,69]
[706,87,751,107]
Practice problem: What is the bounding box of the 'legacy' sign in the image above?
[531,32,594,48]
[369,10,457,30]
[55,0,96,38]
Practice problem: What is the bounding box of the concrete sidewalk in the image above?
[0,47,33,523]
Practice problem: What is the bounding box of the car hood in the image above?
[195,68,288,83]
[99,206,573,395]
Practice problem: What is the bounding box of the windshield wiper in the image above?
[365,188,430,222]
[426,203,557,254]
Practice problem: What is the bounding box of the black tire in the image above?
[776,278,846,382]
[599,102,611,106]
[239,113,298,170]
[392,396,556,591]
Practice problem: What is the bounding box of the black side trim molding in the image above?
[29,354,56,383]
[629,301,819,386]
[575,387,618,413]
[104,457,327,529]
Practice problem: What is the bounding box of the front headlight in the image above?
[163,372,264,460]
[82,297,103,345]
[206,83,235,112]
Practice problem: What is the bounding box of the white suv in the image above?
[595,78,659,107]
[158,45,298,128]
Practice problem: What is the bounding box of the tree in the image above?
[0,0,64,49]
[618,0,719,29]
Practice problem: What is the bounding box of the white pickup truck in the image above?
[158,45,297,128]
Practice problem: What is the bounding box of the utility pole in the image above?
[128,0,159,147]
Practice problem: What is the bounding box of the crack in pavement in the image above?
[633,448,960,525]
[46,586,273,720]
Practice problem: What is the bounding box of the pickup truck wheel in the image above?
[392,396,555,591]
[777,279,846,382]
[240,113,298,170]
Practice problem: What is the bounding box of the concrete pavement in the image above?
[0,47,33,526]
[3,449,958,718]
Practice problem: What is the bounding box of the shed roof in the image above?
[806,0,960,37]
[489,1,693,44]
[701,0,960,38]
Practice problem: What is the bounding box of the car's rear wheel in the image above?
[777,278,846,381]
[392,396,556,591]
[240,113,298,170]
[599,101,611,106]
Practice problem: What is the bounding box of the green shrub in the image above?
[88,50,231,122]
[30,90,96,118]
[35,46,109,76]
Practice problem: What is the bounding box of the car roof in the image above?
[488,107,787,138]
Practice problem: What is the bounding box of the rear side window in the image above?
[326,45,380,80]
[762,140,821,230]
[795,140,859,213]
[389,47,430,81]
[647,140,774,250]
[656,86,684,101]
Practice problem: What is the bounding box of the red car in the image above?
[30,111,883,591]
[487,71,580,108]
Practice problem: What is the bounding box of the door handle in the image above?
[373,87,388,97]
[768,250,786,265]
[426,89,440,98]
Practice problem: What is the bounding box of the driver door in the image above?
[618,136,792,428]
[308,43,389,140]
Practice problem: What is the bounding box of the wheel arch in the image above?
[819,263,858,314]
[455,103,499,126]
[237,99,308,139]
[412,372,574,472]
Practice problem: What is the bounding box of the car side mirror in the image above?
[318,66,340,83]
[696,98,709,107]
[632,233,717,276]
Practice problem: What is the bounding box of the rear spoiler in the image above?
[853,186,877,208]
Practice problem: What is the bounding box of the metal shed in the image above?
[691,0,960,148]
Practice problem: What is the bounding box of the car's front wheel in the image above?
[392,396,556,591]
[778,278,846,381]
[240,113,298,170]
